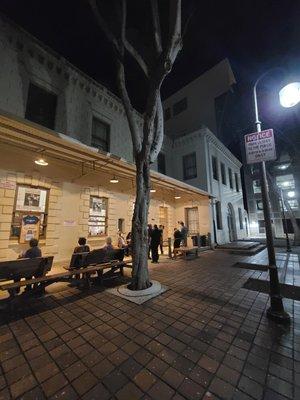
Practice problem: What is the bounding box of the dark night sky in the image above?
[1,0,300,155]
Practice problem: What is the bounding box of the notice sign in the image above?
[20,215,40,243]
[244,129,276,164]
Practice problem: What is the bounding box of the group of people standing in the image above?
[147,224,164,263]
[173,221,188,249]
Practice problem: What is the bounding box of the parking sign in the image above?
[244,129,276,164]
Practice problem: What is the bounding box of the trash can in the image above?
[191,235,198,246]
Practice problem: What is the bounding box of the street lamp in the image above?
[253,71,293,324]
[279,82,300,108]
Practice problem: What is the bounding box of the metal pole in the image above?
[280,189,292,252]
[253,81,290,324]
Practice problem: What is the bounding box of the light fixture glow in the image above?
[279,82,300,108]
[277,164,289,170]
[150,188,156,193]
[110,176,119,183]
[34,157,48,166]
[287,191,295,198]
[282,181,290,187]
[174,196,181,199]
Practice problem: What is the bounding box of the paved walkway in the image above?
[0,249,299,400]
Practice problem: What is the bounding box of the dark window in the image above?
[183,153,197,180]
[256,200,263,210]
[221,163,226,185]
[91,117,110,152]
[25,83,57,129]
[238,208,243,229]
[212,156,218,181]
[228,168,233,189]
[235,173,240,192]
[164,108,171,121]
[118,218,125,232]
[173,97,187,116]
[158,152,166,174]
[215,201,222,230]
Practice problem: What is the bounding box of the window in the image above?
[11,185,49,241]
[253,180,261,193]
[91,117,110,152]
[287,199,299,210]
[88,197,108,236]
[173,97,187,116]
[258,220,265,234]
[228,168,233,189]
[212,156,218,181]
[118,218,125,233]
[221,163,226,185]
[238,208,243,229]
[25,83,57,129]
[164,108,171,121]
[158,152,166,174]
[256,200,263,210]
[183,152,197,180]
[276,174,295,190]
[215,201,222,230]
[235,173,240,192]
[185,207,199,235]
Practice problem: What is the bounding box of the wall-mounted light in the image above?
[287,191,295,198]
[174,195,181,199]
[150,188,156,193]
[34,157,48,166]
[110,176,119,183]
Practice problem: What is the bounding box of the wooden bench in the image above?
[0,256,54,283]
[173,246,199,260]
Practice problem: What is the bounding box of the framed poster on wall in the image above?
[16,186,47,213]
[19,215,40,243]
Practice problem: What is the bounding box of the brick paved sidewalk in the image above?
[0,249,299,399]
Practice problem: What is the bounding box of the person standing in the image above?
[147,224,153,259]
[158,225,164,254]
[150,224,162,263]
[179,221,188,246]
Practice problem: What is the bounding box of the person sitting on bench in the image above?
[73,237,90,254]
[19,238,42,259]
[16,238,42,292]
[103,237,114,251]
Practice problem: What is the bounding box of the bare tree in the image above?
[88,0,183,289]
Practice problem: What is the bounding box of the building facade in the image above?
[159,60,247,244]
[0,15,248,263]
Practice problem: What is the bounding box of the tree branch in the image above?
[88,0,121,55]
[166,0,182,65]
[150,95,164,163]
[150,0,162,54]
[116,60,142,155]
[123,39,149,76]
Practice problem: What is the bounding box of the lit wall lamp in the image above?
[110,176,119,183]
[34,157,48,166]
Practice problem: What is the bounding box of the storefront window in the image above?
[11,185,49,241]
[88,196,108,236]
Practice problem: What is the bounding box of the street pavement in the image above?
[0,248,299,399]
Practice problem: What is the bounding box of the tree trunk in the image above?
[130,157,152,290]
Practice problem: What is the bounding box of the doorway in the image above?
[227,203,237,242]
[159,206,168,239]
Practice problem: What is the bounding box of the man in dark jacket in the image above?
[150,225,162,263]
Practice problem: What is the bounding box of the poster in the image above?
[88,197,107,236]
[16,186,47,213]
[19,215,40,243]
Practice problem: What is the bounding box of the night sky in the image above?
[1,0,300,156]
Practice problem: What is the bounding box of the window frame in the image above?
[212,156,219,181]
[228,168,233,189]
[238,208,244,229]
[220,162,226,185]
[185,207,199,235]
[10,184,50,240]
[215,201,223,230]
[157,152,166,175]
[88,196,108,237]
[25,82,57,130]
[91,117,110,152]
[235,172,240,192]
[182,152,197,181]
